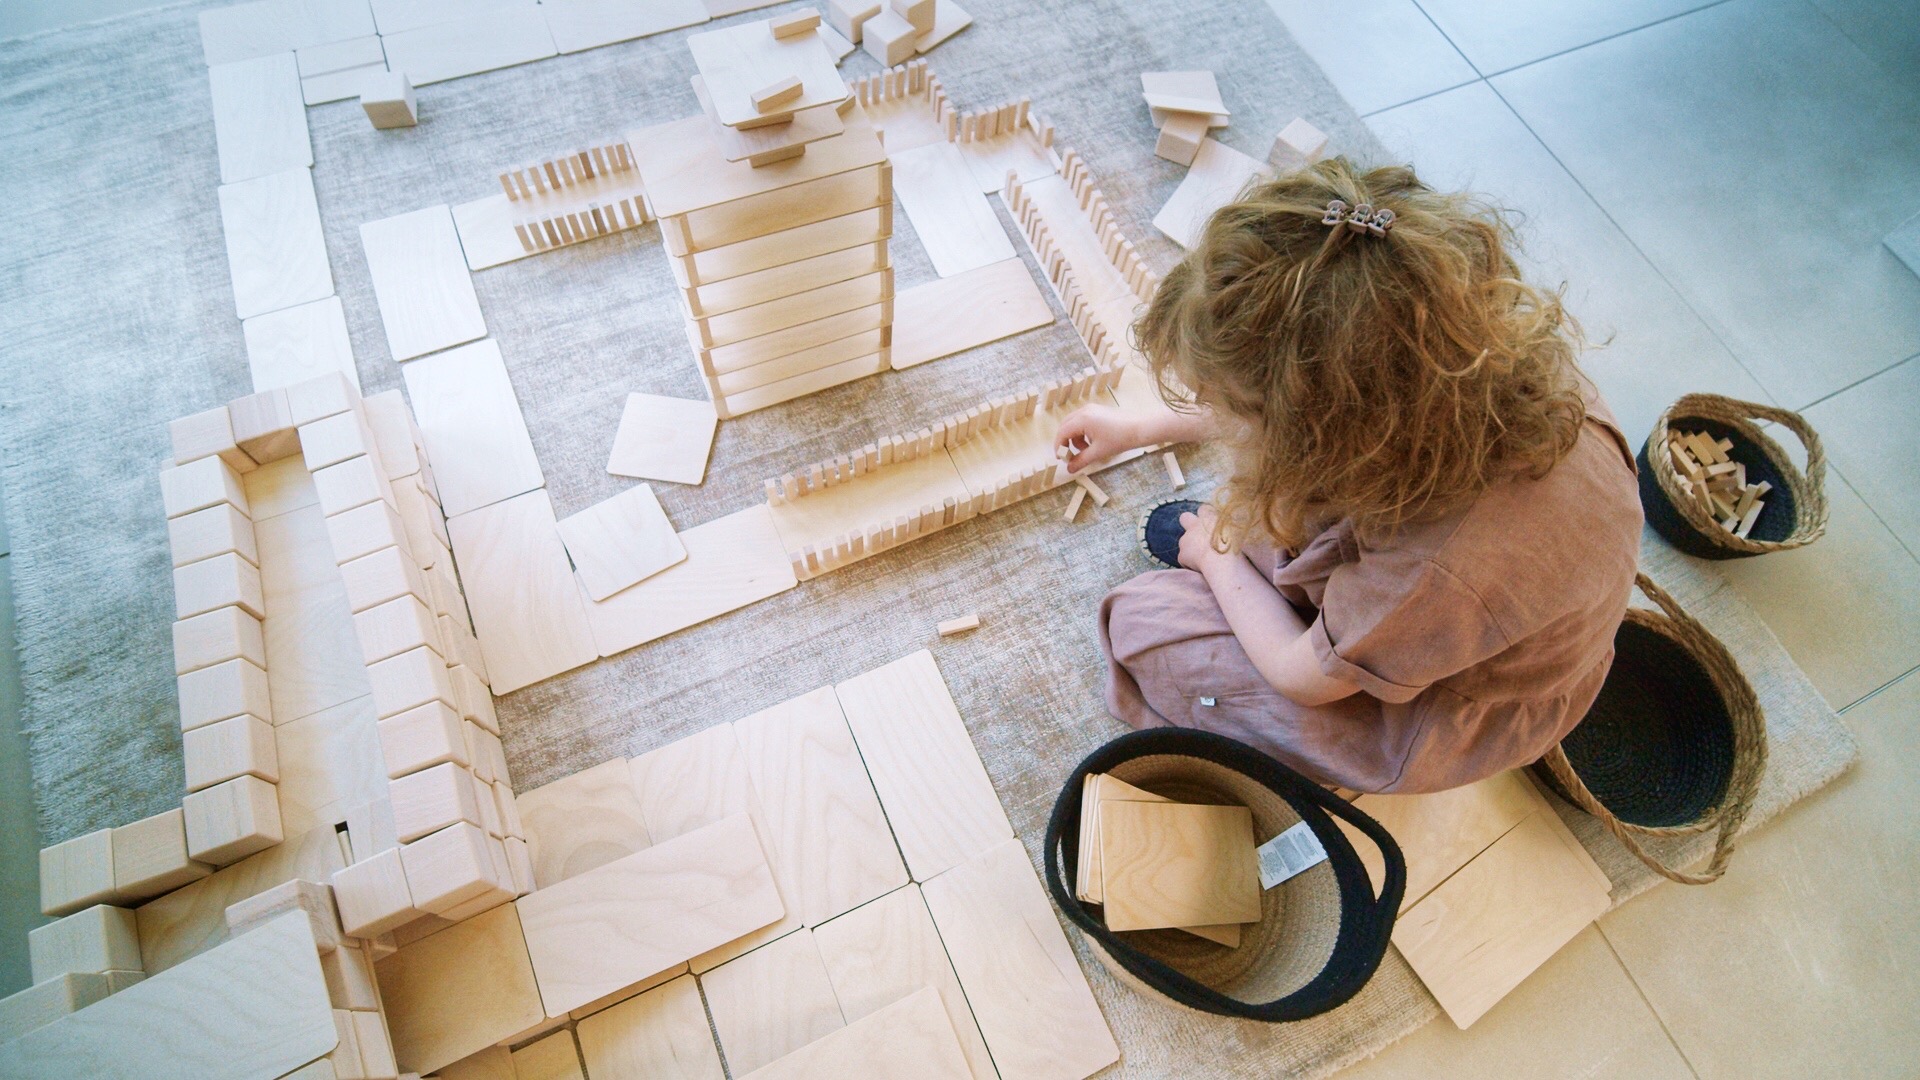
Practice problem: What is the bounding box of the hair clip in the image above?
[1321,199,1349,226]
[1321,199,1394,236]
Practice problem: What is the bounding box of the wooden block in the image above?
[445,489,599,693]
[543,0,709,53]
[287,371,364,427]
[331,849,422,939]
[1155,110,1209,166]
[576,974,724,1080]
[353,1009,400,1078]
[177,657,273,732]
[911,0,969,52]
[111,810,212,903]
[0,973,112,1045]
[184,775,285,866]
[314,455,397,516]
[360,205,487,363]
[0,913,335,1080]
[400,339,543,516]
[1153,137,1270,249]
[251,505,381,730]
[752,74,804,113]
[1072,474,1109,507]
[434,1044,515,1080]
[360,390,423,481]
[28,905,141,983]
[695,267,891,349]
[340,546,428,614]
[169,504,259,569]
[890,140,1016,277]
[1098,800,1259,931]
[161,455,252,520]
[1391,810,1611,1029]
[244,295,359,394]
[1063,483,1087,522]
[511,1029,585,1080]
[891,258,1053,369]
[516,812,785,1016]
[361,69,417,128]
[230,388,302,464]
[702,928,844,1074]
[1339,770,1544,912]
[833,651,1009,881]
[860,10,915,65]
[377,8,556,85]
[318,941,381,1010]
[326,500,410,566]
[368,645,456,719]
[1162,450,1185,489]
[556,485,687,602]
[733,687,906,925]
[812,885,995,1079]
[826,0,879,41]
[399,821,502,915]
[578,504,797,659]
[517,758,652,889]
[672,204,889,286]
[1269,116,1328,170]
[378,701,468,778]
[224,879,342,954]
[209,52,312,184]
[134,824,346,975]
[218,166,333,321]
[628,111,884,230]
[742,985,969,1080]
[375,902,546,1075]
[170,406,257,474]
[390,762,481,843]
[1140,70,1229,120]
[184,713,280,791]
[920,838,1117,1080]
[891,0,933,32]
[198,0,375,64]
[687,17,845,127]
[935,613,980,636]
[173,552,265,621]
[770,9,820,37]
[300,409,377,473]
[353,595,441,666]
[172,605,267,675]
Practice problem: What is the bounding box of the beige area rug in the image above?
[0,0,1854,1075]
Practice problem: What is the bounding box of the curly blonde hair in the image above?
[1138,157,1589,552]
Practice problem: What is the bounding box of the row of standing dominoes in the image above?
[498,143,635,203]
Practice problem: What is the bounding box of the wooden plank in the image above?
[1097,801,1260,931]
[889,141,1015,277]
[511,1029,586,1080]
[764,445,969,560]
[516,813,785,1016]
[1140,70,1228,119]
[0,913,333,1080]
[1151,137,1270,249]
[359,205,486,363]
[699,302,887,375]
[683,239,886,318]
[701,928,844,1074]
[450,193,534,271]
[1390,810,1610,1029]
[517,757,652,889]
[208,52,311,184]
[579,504,797,658]
[445,489,599,695]
[732,687,905,926]
[714,328,885,398]
[243,296,359,393]
[685,17,844,127]
[1340,770,1545,913]
[812,885,995,1080]
[253,503,373,726]
[376,902,546,1075]
[671,204,889,286]
[605,394,719,486]
[218,167,333,321]
[135,825,344,974]
[370,0,529,33]
[199,0,378,65]
[919,838,1117,1080]
[544,0,708,53]
[378,5,556,84]
[630,111,884,225]
[722,351,887,415]
[0,973,111,1045]
[697,270,891,350]
[833,650,1009,881]
[272,696,387,836]
[741,986,970,1080]
[891,258,1052,369]
[401,339,543,516]
[576,974,723,1080]
[556,485,687,602]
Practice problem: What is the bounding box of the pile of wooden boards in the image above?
[1075,774,1261,948]
[1666,429,1770,538]
[1142,70,1231,167]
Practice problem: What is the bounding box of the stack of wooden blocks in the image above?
[1141,70,1231,167]
[1075,774,1262,948]
[831,0,972,67]
[1666,428,1770,538]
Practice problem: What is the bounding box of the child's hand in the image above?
[1053,405,1140,474]
[1177,506,1232,574]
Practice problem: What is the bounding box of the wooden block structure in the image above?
[500,141,651,255]
[27,905,142,983]
[362,70,417,129]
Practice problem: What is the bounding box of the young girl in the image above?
[1055,159,1642,795]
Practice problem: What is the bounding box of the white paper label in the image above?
[1257,820,1328,889]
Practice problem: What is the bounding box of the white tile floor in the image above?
[1269,0,1920,1073]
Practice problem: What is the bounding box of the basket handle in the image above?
[1727,397,1827,493]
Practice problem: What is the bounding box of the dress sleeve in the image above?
[1307,554,1510,703]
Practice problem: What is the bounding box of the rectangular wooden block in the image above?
[367,645,456,719]
[110,810,211,903]
[173,552,265,621]
[359,205,487,362]
[580,504,797,660]
[702,927,844,1074]
[511,1028,585,1080]
[741,986,971,1080]
[313,455,397,516]
[555,485,688,603]
[516,812,784,1016]
[326,499,410,566]
[860,9,915,65]
[331,848,422,939]
[300,408,377,472]
[1154,109,1209,166]
[134,824,346,975]
[890,258,1053,369]
[375,902,546,1075]
[390,761,481,843]
[919,838,1118,1080]
[169,405,255,474]
[400,339,543,517]
[223,878,342,954]
[318,941,381,1010]
[353,594,441,666]
[28,905,141,983]
[400,821,505,915]
[183,775,285,866]
[833,650,1010,882]
[889,140,1015,277]
[209,52,312,184]
[229,388,301,464]
[218,167,333,321]
[1098,801,1260,931]
[177,657,273,731]
[340,546,429,614]
[446,489,599,693]
[286,371,363,427]
[1152,137,1270,249]
[517,757,651,889]
[168,504,259,569]
[161,456,252,520]
[733,687,905,926]
[183,713,280,791]
[0,913,335,1080]
[0,973,111,1045]
[576,974,723,1080]
[377,700,467,778]
[172,605,266,676]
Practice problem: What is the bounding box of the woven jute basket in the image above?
[1639,393,1828,559]
[1534,574,1768,885]
[1043,728,1405,1021]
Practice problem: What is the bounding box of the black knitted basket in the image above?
[1638,394,1827,560]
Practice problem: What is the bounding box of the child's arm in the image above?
[1178,510,1359,708]
[1054,404,1214,474]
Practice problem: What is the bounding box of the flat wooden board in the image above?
[742,985,970,1080]
[698,269,891,349]
[273,696,387,836]
[833,650,1010,881]
[301,60,389,105]
[378,5,557,84]
[1151,137,1270,249]
[954,126,1055,194]
[360,205,487,362]
[891,258,1053,369]
[517,757,653,889]
[243,296,360,392]
[0,913,334,1080]
[451,193,535,271]
[1140,70,1229,119]
[371,0,531,33]
[218,167,333,320]
[1098,801,1260,931]
[511,1030,586,1080]
[242,455,318,523]
[606,393,718,486]
[764,443,971,559]
[576,974,724,1080]
[252,502,375,725]
[557,484,688,601]
[701,928,844,1074]
[812,885,995,1080]
[376,902,547,1075]
[400,339,543,516]
[545,0,709,53]
[732,686,905,926]
[695,76,845,164]
[685,18,845,127]
[517,813,785,1016]
[889,141,1015,277]
[445,488,599,694]
[628,109,883,222]
[919,838,1118,1080]
[679,233,883,317]
[671,204,889,286]
[1342,770,1546,912]
[579,504,797,657]
[199,0,378,65]
[208,53,312,184]
[135,825,344,974]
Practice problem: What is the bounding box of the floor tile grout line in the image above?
[1793,349,1919,415]
[1403,0,1485,79]
[1426,0,1743,82]
[1358,76,1486,121]
[1827,462,1920,579]
[1839,662,1920,716]
[1594,922,1705,1079]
